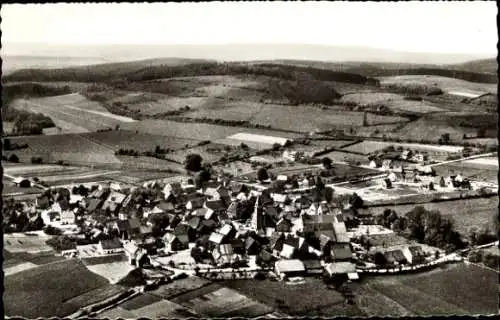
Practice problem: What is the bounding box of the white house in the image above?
[98,239,124,255]
[60,210,76,225]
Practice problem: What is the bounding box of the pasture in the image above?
[4,232,54,254]
[342,140,463,155]
[80,130,200,152]
[223,278,364,316]
[360,263,498,316]
[10,93,135,133]
[378,75,497,95]
[364,197,498,237]
[171,285,274,318]
[121,119,301,141]
[4,133,120,165]
[99,295,199,318]
[150,277,212,300]
[4,259,110,318]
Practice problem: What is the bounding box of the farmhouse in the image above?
[275,259,306,279]
[98,239,124,255]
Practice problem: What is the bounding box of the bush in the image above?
[257,167,269,181]
[8,154,19,163]
[31,156,43,164]
[184,154,203,172]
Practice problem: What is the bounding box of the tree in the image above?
[322,157,333,170]
[477,127,486,138]
[438,133,451,145]
[4,138,11,150]
[374,252,387,266]
[257,167,269,181]
[184,154,203,172]
[8,154,19,163]
[349,193,364,209]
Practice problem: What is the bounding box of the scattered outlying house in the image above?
[324,261,357,278]
[124,241,150,268]
[402,246,426,264]
[275,217,293,233]
[186,197,205,211]
[60,210,76,225]
[212,244,241,266]
[98,238,124,255]
[204,199,227,215]
[275,259,306,279]
[163,232,189,251]
[331,243,353,261]
[13,177,31,188]
[384,249,408,265]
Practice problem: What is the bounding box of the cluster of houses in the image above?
[26,172,375,282]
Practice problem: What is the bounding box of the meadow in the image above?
[359,263,498,316]
[4,259,110,318]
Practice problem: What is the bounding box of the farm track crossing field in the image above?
[363,197,498,237]
[4,259,110,318]
[361,264,498,316]
[121,119,301,141]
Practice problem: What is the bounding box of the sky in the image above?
[2,2,497,55]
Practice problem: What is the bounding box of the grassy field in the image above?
[10,93,135,133]
[80,130,200,152]
[4,233,54,254]
[171,285,274,318]
[150,277,212,300]
[433,157,498,184]
[320,150,370,164]
[4,133,120,165]
[359,263,498,316]
[183,103,409,133]
[378,75,497,95]
[121,119,301,141]
[342,140,463,155]
[3,249,64,269]
[4,259,110,318]
[364,197,498,237]
[223,278,364,316]
[99,295,199,318]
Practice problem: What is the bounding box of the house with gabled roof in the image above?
[331,243,353,261]
[98,238,124,255]
[186,197,205,211]
[276,217,293,233]
[275,259,305,279]
[163,232,189,251]
[204,199,226,214]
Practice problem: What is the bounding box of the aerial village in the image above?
[5,140,495,298]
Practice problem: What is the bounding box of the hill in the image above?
[450,58,497,74]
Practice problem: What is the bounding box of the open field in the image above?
[56,284,128,317]
[121,119,301,141]
[3,133,120,165]
[363,197,498,237]
[11,93,135,133]
[4,232,54,253]
[360,263,498,316]
[171,285,274,318]
[433,159,498,184]
[164,144,227,164]
[378,75,497,95]
[342,140,464,155]
[87,262,138,284]
[3,249,64,269]
[4,259,110,318]
[2,180,42,195]
[99,294,199,318]
[320,150,370,164]
[223,278,364,316]
[183,103,409,133]
[80,130,200,152]
[150,277,212,300]
[340,92,445,114]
